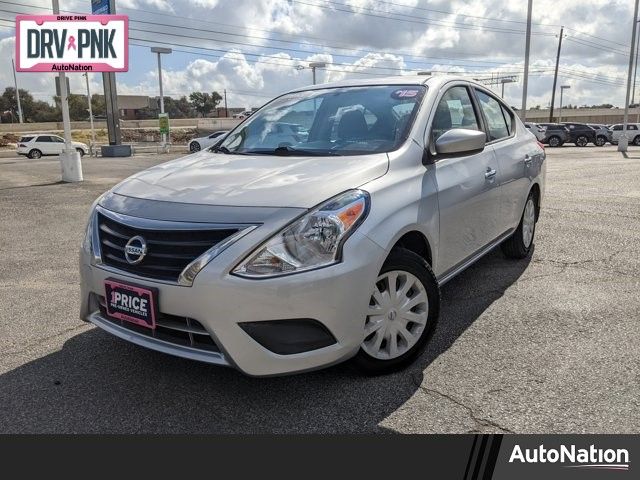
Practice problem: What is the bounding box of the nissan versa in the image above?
[80,76,545,376]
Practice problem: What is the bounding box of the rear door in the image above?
[474,88,533,235]
[429,83,501,275]
[35,136,55,154]
[50,135,65,154]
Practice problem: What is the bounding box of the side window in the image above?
[612,125,622,131]
[52,136,64,142]
[629,125,638,131]
[475,90,510,141]
[431,86,480,142]
[37,136,52,142]
[501,104,514,135]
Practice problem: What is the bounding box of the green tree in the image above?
[0,87,58,123]
[189,91,222,117]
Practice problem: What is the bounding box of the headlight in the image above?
[82,194,104,263]
[233,189,370,278]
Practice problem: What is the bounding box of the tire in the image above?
[76,148,85,157]
[595,136,606,147]
[501,191,537,259]
[634,136,640,146]
[190,141,201,153]
[575,135,588,147]
[28,149,42,159]
[547,136,562,147]
[353,248,440,375]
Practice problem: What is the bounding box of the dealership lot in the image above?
[0,146,638,433]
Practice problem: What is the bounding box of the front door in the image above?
[430,84,501,276]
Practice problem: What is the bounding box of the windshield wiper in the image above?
[211,145,232,154]
[270,146,340,156]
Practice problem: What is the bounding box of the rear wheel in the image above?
[634,136,640,146]
[190,141,201,152]
[501,191,537,259]
[548,136,562,147]
[575,135,588,147]
[595,136,607,147]
[28,149,42,159]
[353,248,440,375]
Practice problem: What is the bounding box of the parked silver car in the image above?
[80,76,545,376]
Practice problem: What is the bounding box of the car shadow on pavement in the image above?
[0,249,530,433]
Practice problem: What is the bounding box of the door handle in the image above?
[524,155,532,166]
[485,167,497,179]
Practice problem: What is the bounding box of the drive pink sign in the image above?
[15,14,128,72]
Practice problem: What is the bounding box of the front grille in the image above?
[97,212,239,282]
[97,295,221,353]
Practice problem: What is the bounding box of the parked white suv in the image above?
[80,76,545,376]
[17,135,88,159]
[609,123,640,145]
[188,131,228,153]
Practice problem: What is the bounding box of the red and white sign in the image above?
[15,14,128,72]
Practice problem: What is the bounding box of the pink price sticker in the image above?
[15,14,129,72]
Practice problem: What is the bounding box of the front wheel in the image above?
[595,136,607,147]
[501,192,537,259]
[190,141,201,153]
[76,148,85,157]
[575,135,588,147]
[353,248,440,375]
[634,136,640,146]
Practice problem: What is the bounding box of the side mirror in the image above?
[434,129,486,156]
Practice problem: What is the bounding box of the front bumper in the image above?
[80,226,385,376]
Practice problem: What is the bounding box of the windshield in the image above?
[218,85,426,156]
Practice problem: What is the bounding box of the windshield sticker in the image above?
[391,89,420,99]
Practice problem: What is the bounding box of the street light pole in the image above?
[83,73,96,156]
[558,85,570,123]
[52,0,82,182]
[309,61,326,85]
[521,0,533,121]
[11,58,23,123]
[151,47,172,149]
[501,78,514,98]
[632,19,640,105]
[619,0,640,152]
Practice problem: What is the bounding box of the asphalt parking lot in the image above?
[0,146,638,433]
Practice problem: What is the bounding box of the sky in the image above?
[0,0,637,110]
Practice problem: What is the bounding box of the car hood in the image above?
[112,150,389,208]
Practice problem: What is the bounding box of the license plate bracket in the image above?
[104,278,158,329]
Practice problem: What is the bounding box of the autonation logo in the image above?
[509,444,630,471]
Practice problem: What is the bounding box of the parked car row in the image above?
[524,122,640,147]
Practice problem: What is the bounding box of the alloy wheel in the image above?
[190,142,201,152]
[576,136,588,147]
[522,197,536,248]
[362,270,429,360]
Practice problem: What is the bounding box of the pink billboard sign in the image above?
[15,14,128,72]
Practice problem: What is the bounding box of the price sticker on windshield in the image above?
[15,15,129,72]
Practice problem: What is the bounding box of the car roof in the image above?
[287,75,483,93]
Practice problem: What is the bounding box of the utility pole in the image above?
[521,0,533,121]
[83,73,96,156]
[309,62,326,85]
[52,0,82,182]
[224,89,228,117]
[549,26,564,122]
[11,58,23,123]
[632,19,640,105]
[619,0,640,152]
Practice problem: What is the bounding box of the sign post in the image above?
[158,113,169,149]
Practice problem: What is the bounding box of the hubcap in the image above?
[191,143,200,152]
[522,198,536,248]
[362,270,429,360]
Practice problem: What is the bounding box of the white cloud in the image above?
[0,0,637,108]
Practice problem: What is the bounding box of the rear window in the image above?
[20,136,34,142]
